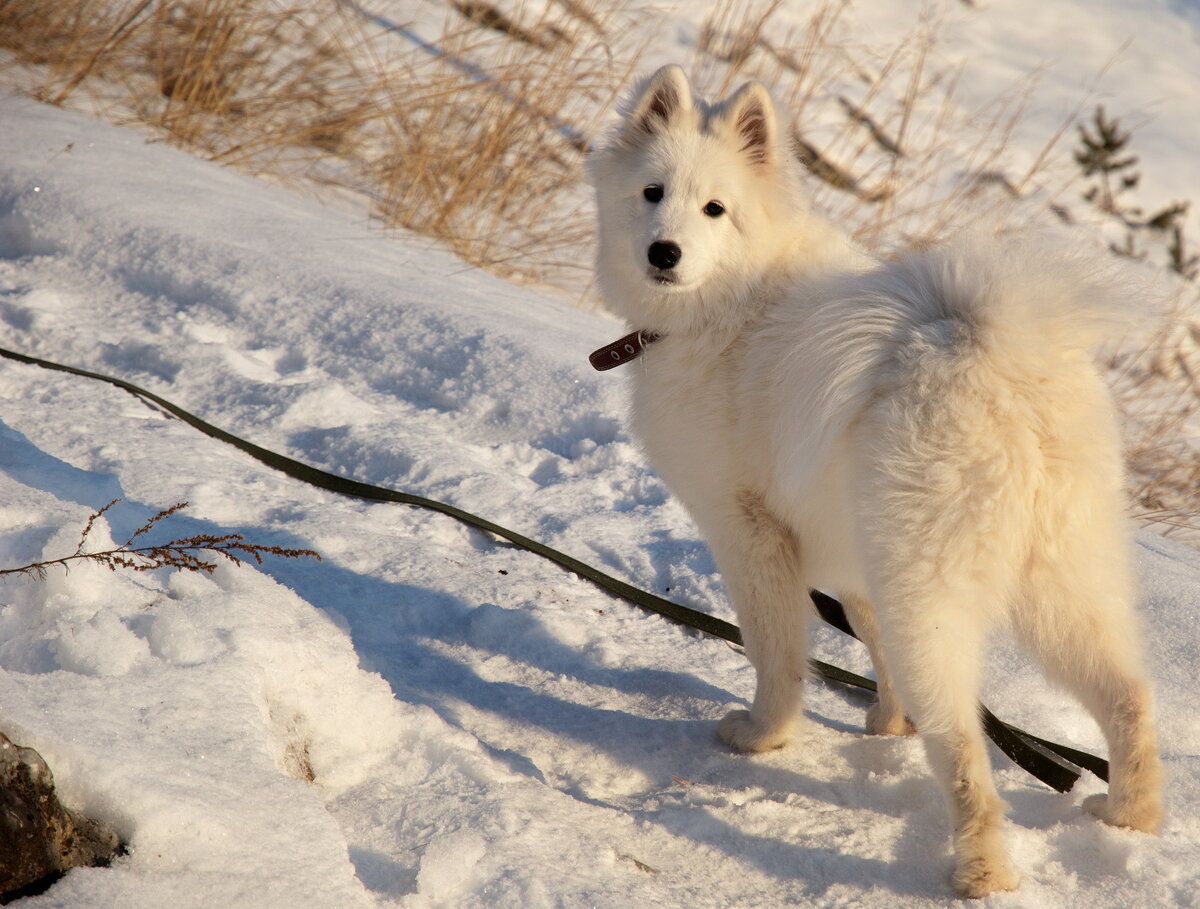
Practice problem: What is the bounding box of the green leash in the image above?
[0,345,1106,791]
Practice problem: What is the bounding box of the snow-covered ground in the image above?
[1,0,1199,906]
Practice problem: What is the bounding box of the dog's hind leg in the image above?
[875,592,1021,897]
[840,593,915,736]
[1012,538,1163,835]
[714,490,809,753]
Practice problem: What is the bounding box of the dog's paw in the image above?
[951,854,1020,899]
[1082,793,1163,834]
[951,822,1020,899]
[865,702,916,736]
[717,709,795,753]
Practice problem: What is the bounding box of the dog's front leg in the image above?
[711,490,809,752]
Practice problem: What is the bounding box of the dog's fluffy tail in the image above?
[892,233,1155,362]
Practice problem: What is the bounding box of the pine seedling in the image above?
[0,500,321,582]
[1076,105,1141,219]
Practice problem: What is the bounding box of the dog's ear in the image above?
[623,65,693,138]
[716,81,777,166]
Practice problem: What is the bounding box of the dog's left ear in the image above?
[716,81,777,166]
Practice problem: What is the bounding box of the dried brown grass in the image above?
[1112,296,1200,541]
[0,0,635,285]
[366,14,637,281]
[0,0,1081,277]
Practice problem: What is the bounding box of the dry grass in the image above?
[365,13,637,280]
[0,0,636,285]
[1113,297,1200,541]
[1,0,1196,537]
[0,0,1100,276]
[1,0,388,162]
[690,0,1074,247]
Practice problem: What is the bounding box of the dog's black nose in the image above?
[648,241,681,270]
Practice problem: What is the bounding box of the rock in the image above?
[1,731,122,903]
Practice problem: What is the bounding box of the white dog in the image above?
[588,65,1162,897]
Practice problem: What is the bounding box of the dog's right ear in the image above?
[621,65,693,139]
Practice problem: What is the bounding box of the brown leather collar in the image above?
[589,330,663,371]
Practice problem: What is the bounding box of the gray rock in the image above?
[1,731,122,903]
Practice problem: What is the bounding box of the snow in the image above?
[1,0,1199,905]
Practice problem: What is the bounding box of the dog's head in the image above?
[589,66,805,335]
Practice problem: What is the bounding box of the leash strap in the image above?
[0,345,1103,791]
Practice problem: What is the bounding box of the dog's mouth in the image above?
[649,270,678,286]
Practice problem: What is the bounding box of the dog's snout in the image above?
[648,241,682,271]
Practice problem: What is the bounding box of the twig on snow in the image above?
[0,500,321,581]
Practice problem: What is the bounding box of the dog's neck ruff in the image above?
[589,329,663,371]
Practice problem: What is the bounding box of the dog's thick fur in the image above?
[589,65,1162,897]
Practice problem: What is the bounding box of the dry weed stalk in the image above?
[0,500,321,581]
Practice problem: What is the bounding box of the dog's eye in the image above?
[704,200,725,218]
[643,184,664,203]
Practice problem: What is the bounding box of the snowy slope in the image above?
[1,19,1199,909]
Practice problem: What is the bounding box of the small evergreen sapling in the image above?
[1076,105,1141,219]
[1075,105,1197,280]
